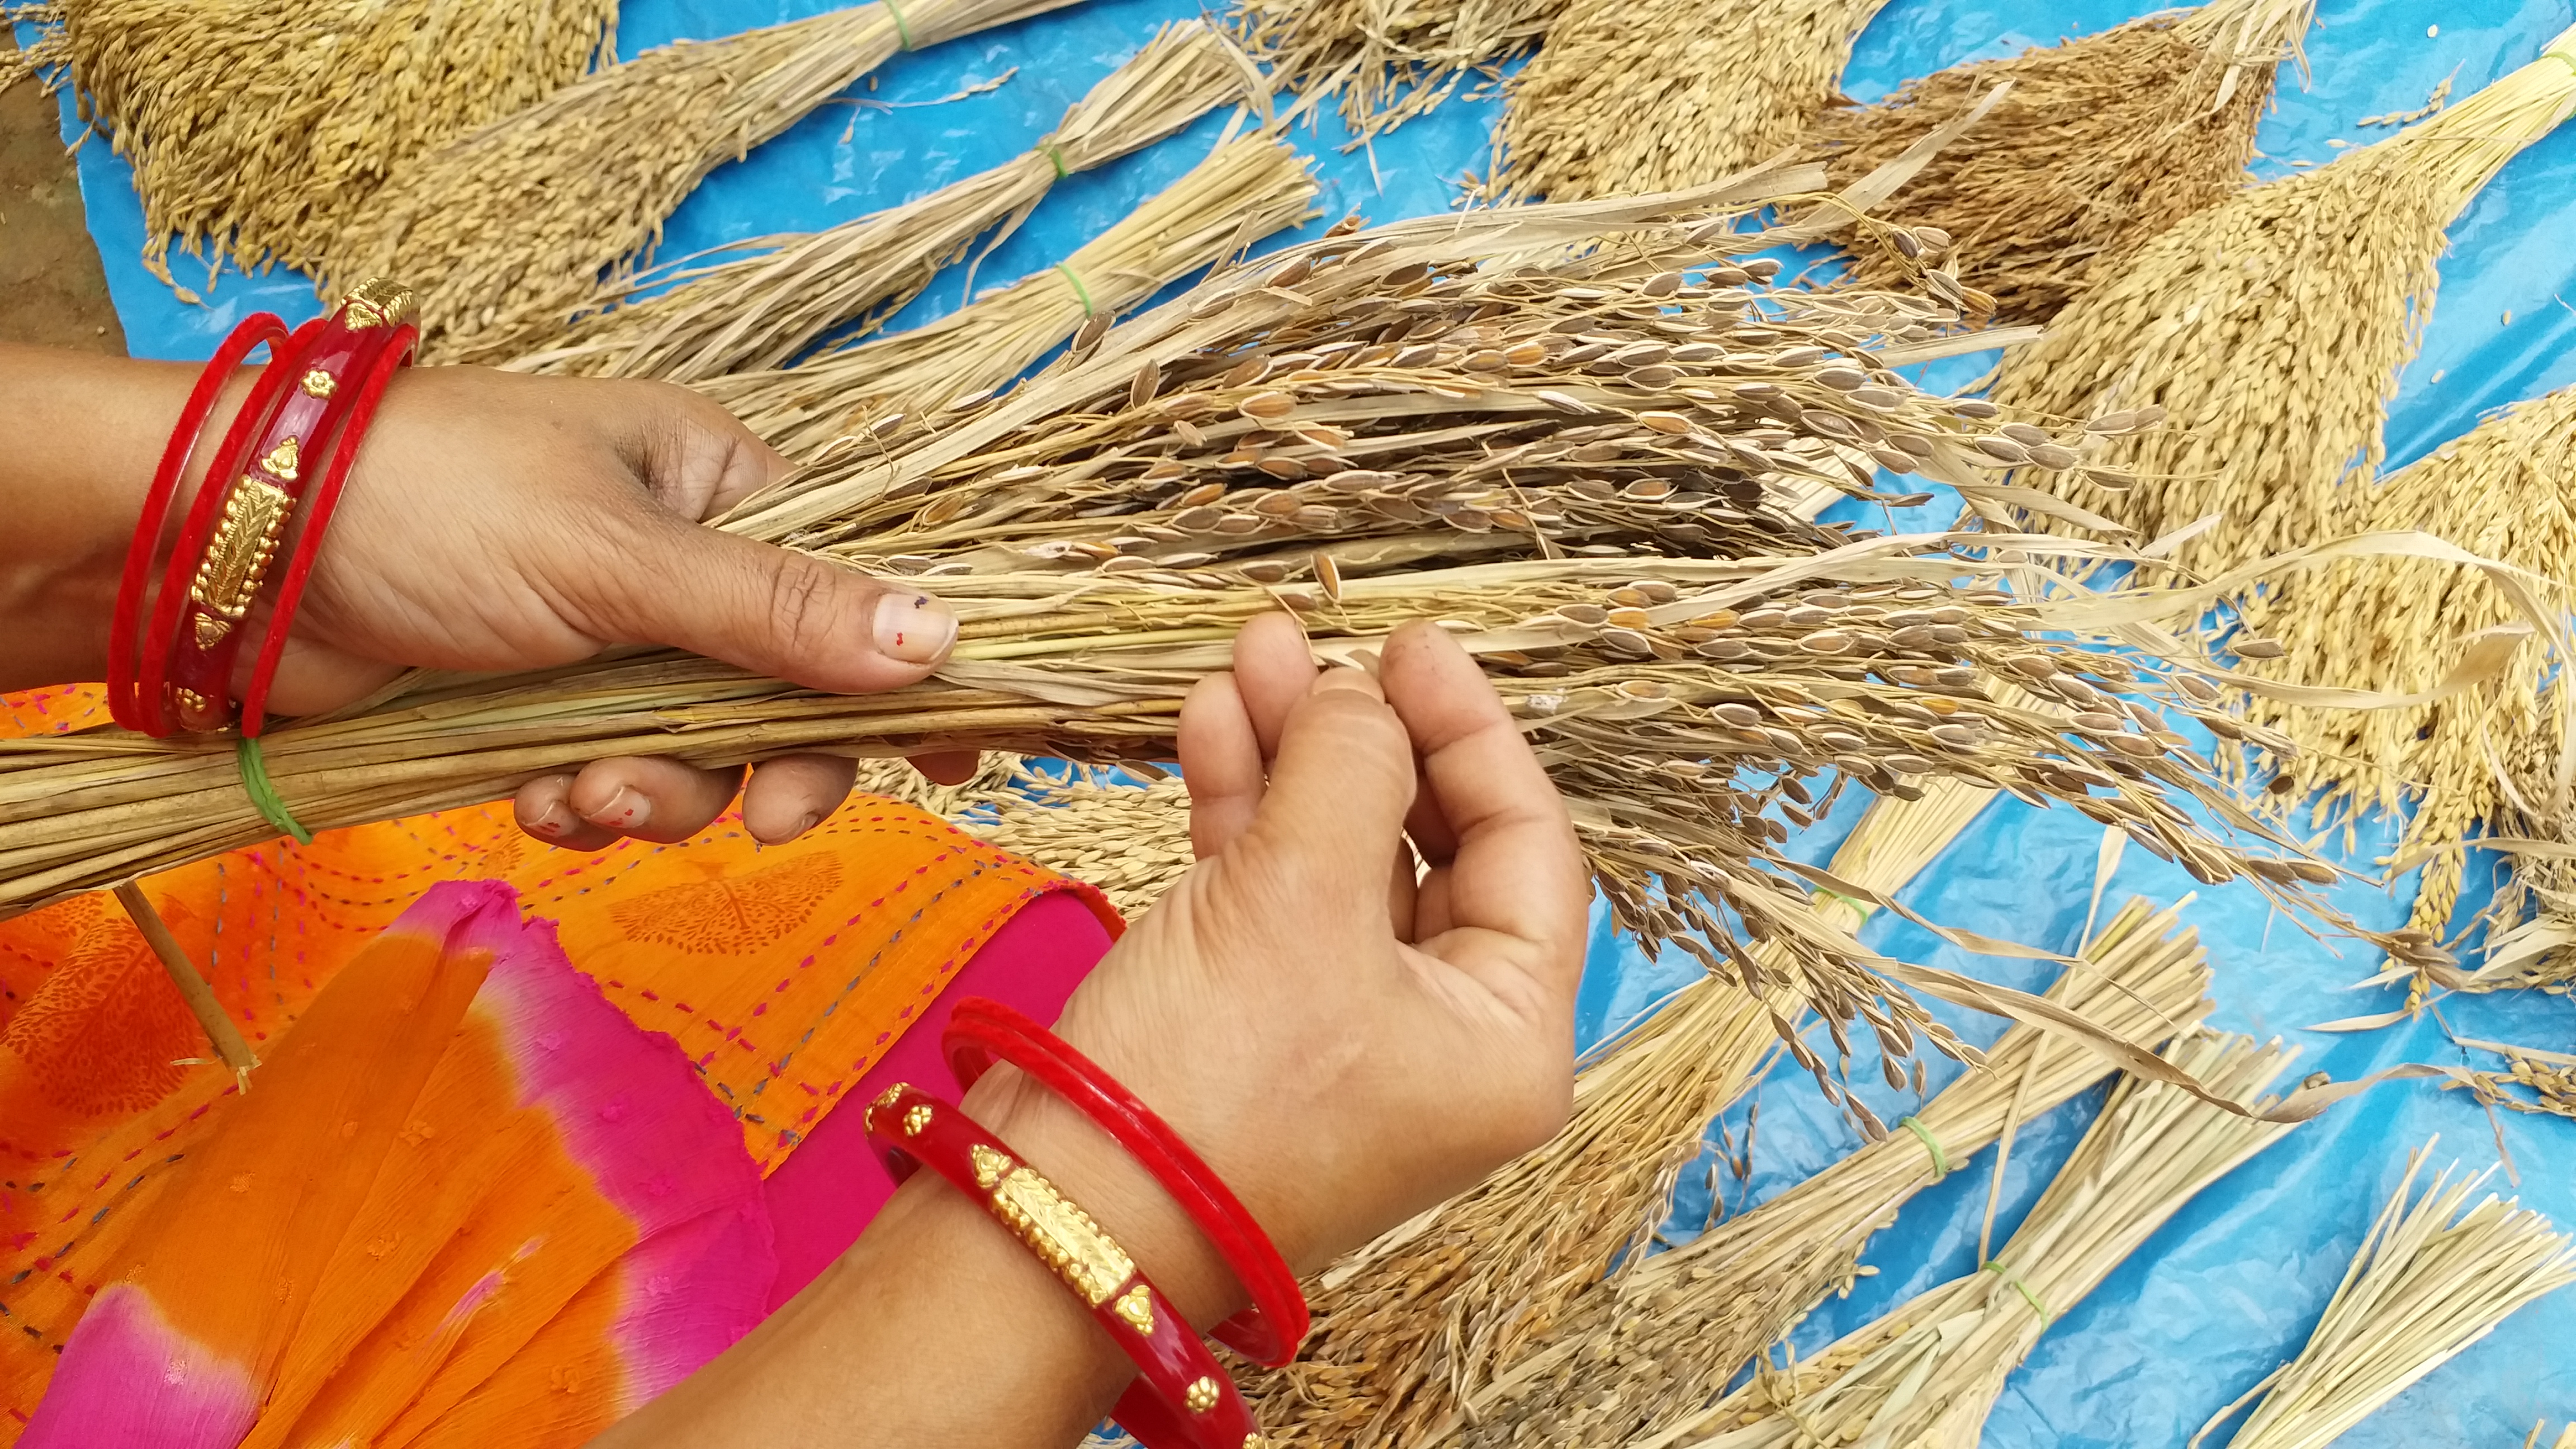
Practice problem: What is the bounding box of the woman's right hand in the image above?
[965,613,1592,1318]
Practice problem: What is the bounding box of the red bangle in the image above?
[943,997,1308,1366]
[864,1083,1267,1449]
[239,316,418,736]
[138,279,418,736]
[108,312,292,733]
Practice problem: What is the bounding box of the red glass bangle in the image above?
[108,312,292,733]
[863,1083,1267,1449]
[153,280,419,735]
[135,315,323,736]
[943,997,1308,1366]
[239,317,418,736]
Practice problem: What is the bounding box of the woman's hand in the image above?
[273,366,972,849]
[0,344,967,850]
[604,614,1589,1447]
[972,613,1592,1303]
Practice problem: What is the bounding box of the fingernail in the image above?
[586,785,650,832]
[874,590,958,665]
[527,802,574,838]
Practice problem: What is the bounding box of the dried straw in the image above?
[1655,1029,2305,1449]
[0,177,2338,1087]
[1990,30,2576,575]
[332,0,1086,363]
[1487,0,1896,202]
[1239,770,2001,1445]
[2198,1142,2576,1449]
[2227,383,2576,948]
[1451,895,2215,1449]
[5,0,615,285]
[702,132,1322,454]
[1229,0,1562,138]
[2444,1039,2576,1121]
[499,22,1267,383]
[1805,0,2314,325]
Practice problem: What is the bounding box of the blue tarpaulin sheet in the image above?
[21,0,2576,1440]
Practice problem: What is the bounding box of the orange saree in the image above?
[0,685,1120,1442]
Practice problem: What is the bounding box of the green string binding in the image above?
[1817,889,1877,918]
[235,736,314,846]
[2550,48,2576,76]
[1982,1259,2051,1323]
[1054,264,1096,316]
[882,0,915,50]
[1041,141,1070,179]
[1897,1115,1948,1180]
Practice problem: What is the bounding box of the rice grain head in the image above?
[332,0,1085,363]
[1990,31,2576,575]
[1806,0,2314,325]
[9,0,616,284]
[1230,0,1566,137]
[1489,0,1895,202]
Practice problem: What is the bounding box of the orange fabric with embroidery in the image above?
[0,685,1116,1434]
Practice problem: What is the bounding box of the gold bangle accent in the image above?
[189,477,295,627]
[1184,1376,1222,1414]
[902,1102,935,1137]
[1111,1282,1156,1336]
[988,1163,1135,1307]
[257,435,301,483]
[300,368,338,399]
[342,277,419,330]
[970,1143,1013,1190]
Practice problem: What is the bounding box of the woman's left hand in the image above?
[260,365,974,849]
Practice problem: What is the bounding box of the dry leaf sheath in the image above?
[1489,0,1895,201]
[333,0,1086,363]
[2229,384,2576,945]
[1991,30,2576,574]
[2201,1143,2576,1449]
[1239,771,2001,1445]
[5,0,617,285]
[1455,897,2215,1449]
[1662,1031,2305,1449]
[702,132,1322,453]
[0,179,2341,1095]
[502,22,1266,383]
[1806,0,2314,325]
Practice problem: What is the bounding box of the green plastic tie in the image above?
[882,0,915,50]
[1041,141,1070,179]
[1818,889,1878,918]
[1897,1115,1948,1181]
[2549,48,2576,77]
[1982,1260,2051,1324]
[235,736,314,845]
[1054,263,1096,316]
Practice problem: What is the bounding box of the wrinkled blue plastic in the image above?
[23,0,2576,1440]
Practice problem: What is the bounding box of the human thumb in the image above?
[602,516,958,693]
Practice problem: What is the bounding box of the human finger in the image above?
[741,754,859,844]
[562,756,747,845]
[1377,622,1585,974]
[907,751,981,788]
[585,513,958,694]
[1178,671,1266,860]
[1240,668,1414,905]
[1230,612,1319,760]
[514,774,623,851]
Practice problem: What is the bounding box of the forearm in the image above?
[593,1072,1248,1448]
[0,343,228,692]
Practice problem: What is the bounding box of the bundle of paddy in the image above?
[1488,0,1905,202]
[1240,770,2001,1446]
[1230,0,1564,138]
[0,178,2355,1078]
[1805,0,2315,325]
[939,759,1195,920]
[329,0,1087,363]
[2198,1143,2576,1449]
[2225,382,2576,959]
[4,0,615,287]
[702,132,1322,455]
[1448,897,2214,1449]
[1991,29,2576,575]
[1651,1030,2307,1449]
[499,22,1266,383]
